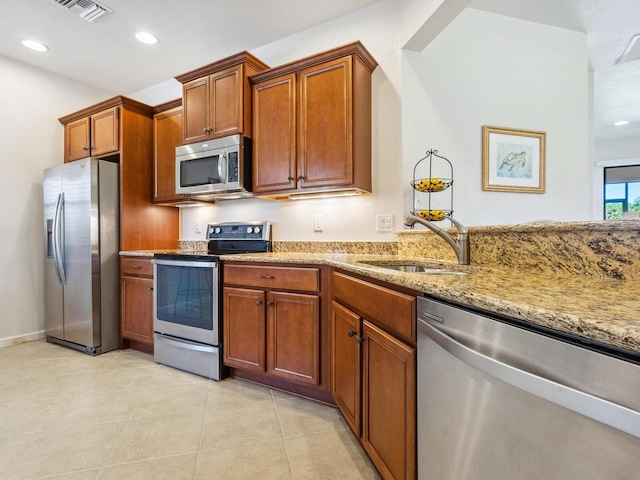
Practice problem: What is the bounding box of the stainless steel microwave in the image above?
[175,134,252,199]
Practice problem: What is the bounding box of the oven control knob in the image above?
[247,226,253,234]
[208,226,214,235]
[214,227,222,234]
[254,226,261,234]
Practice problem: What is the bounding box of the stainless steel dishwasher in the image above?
[417,296,640,480]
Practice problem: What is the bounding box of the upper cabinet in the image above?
[250,41,378,198]
[59,96,179,251]
[152,99,185,205]
[175,52,269,144]
[63,105,119,162]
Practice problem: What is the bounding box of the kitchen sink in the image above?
[357,261,467,275]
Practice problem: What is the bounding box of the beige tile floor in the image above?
[0,340,380,480]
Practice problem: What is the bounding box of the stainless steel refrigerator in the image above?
[43,158,120,354]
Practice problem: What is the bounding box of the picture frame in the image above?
[482,125,546,193]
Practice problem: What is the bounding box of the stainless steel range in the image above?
[152,221,271,380]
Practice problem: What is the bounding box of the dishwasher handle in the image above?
[419,317,640,439]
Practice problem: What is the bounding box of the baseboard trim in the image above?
[0,330,46,348]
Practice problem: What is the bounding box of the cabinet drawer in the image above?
[224,264,319,292]
[120,257,153,277]
[331,271,415,341]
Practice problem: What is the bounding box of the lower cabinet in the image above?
[120,256,154,352]
[331,271,417,480]
[222,264,322,387]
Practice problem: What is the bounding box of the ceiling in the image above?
[0,0,638,144]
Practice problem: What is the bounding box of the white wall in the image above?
[403,8,592,226]
[0,55,109,344]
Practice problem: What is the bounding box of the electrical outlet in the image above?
[314,215,323,232]
[376,214,394,232]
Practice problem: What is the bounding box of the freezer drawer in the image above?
[154,333,222,380]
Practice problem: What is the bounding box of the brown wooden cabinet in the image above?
[63,106,119,162]
[251,41,377,197]
[331,271,417,480]
[152,100,184,204]
[175,52,269,144]
[223,263,324,390]
[59,96,179,251]
[120,256,154,352]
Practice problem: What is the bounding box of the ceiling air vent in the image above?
[49,0,112,23]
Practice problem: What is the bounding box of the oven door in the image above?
[153,258,219,345]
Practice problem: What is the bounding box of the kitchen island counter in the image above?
[220,252,640,356]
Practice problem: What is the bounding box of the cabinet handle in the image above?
[356,336,364,344]
[348,330,357,337]
[255,300,262,305]
[83,147,89,151]
[298,175,305,180]
[203,127,212,133]
[288,176,294,181]
[267,301,274,306]
[259,275,274,279]
[131,265,142,269]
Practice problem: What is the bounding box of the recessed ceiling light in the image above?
[614,120,629,126]
[135,32,158,45]
[22,40,48,52]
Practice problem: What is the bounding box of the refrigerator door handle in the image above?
[52,192,66,284]
[420,318,640,439]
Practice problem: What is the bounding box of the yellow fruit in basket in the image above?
[418,209,446,221]
[415,179,431,192]
[429,178,445,192]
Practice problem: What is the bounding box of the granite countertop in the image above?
[219,252,640,356]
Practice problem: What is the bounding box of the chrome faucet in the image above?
[404,214,470,265]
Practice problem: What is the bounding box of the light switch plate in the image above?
[376,214,394,232]
[314,215,323,232]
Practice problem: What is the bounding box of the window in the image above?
[604,165,640,219]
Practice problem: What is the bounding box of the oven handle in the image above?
[157,335,218,353]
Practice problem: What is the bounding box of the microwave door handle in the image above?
[217,150,227,184]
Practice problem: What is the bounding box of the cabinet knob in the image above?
[287,176,294,181]
[147,287,153,291]
[266,301,274,307]
[255,300,262,305]
[356,335,364,344]
[203,127,212,133]
[83,147,89,151]
[297,175,305,180]
[348,330,357,337]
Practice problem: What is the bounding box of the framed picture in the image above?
[482,126,546,193]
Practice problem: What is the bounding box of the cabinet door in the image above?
[362,320,416,480]
[223,287,266,372]
[210,65,243,137]
[298,57,353,189]
[330,300,361,436]
[91,106,119,158]
[64,117,90,162]
[153,106,184,203]
[182,76,210,144]
[267,291,319,385]
[120,275,154,345]
[252,74,297,193]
